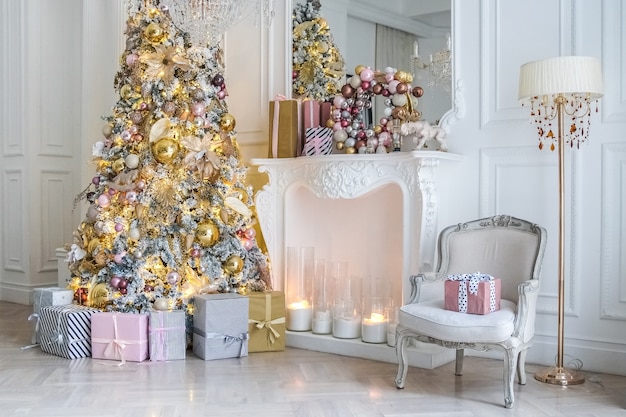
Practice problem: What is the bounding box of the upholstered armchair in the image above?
[394,215,547,408]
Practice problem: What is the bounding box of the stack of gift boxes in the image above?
[28,287,286,362]
[268,96,333,158]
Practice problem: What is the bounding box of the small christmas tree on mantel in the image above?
[67,0,271,315]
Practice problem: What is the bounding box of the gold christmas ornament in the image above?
[354,65,366,75]
[223,255,244,275]
[88,283,109,309]
[144,22,166,43]
[112,158,125,173]
[152,137,179,164]
[220,113,236,132]
[195,221,219,247]
[394,70,413,84]
[120,84,133,100]
[318,18,328,30]
[345,146,356,154]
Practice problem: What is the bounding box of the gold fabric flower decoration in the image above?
[141,45,192,83]
[181,134,221,180]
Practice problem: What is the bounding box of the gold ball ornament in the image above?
[223,255,244,275]
[374,125,383,134]
[112,158,125,173]
[195,221,220,247]
[120,84,133,100]
[345,146,356,154]
[394,70,413,84]
[232,187,249,204]
[220,113,236,132]
[335,141,345,150]
[317,41,329,54]
[151,137,179,164]
[144,22,166,43]
[354,65,366,75]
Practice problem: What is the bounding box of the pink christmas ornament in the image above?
[97,194,110,208]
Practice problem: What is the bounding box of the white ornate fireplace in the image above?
[250,150,463,368]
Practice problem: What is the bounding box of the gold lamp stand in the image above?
[532,95,584,385]
[518,56,604,387]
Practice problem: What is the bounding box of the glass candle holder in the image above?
[285,246,314,331]
[332,269,361,339]
[312,258,333,334]
[386,305,399,347]
[361,277,390,344]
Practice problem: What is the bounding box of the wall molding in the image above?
[600,143,626,320]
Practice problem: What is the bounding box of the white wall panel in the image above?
[40,171,73,272]
[602,0,626,123]
[1,1,24,157]
[2,170,25,273]
[38,1,81,157]
[224,14,267,152]
[600,143,626,319]
[479,0,570,128]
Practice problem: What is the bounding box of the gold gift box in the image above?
[268,99,299,158]
[247,291,286,352]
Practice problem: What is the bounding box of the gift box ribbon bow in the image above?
[195,329,249,358]
[446,273,496,313]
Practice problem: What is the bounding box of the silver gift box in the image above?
[149,310,187,361]
[192,293,249,360]
[30,287,74,344]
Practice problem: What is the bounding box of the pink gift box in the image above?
[91,312,149,363]
[444,276,501,315]
[320,102,332,128]
[302,100,321,131]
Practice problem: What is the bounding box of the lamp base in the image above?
[534,366,585,386]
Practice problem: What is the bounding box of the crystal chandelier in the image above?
[411,33,452,93]
[168,0,274,46]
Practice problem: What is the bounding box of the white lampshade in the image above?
[518,56,604,101]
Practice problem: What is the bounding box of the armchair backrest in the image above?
[436,215,547,302]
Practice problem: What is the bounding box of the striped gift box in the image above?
[303,127,333,156]
[39,304,100,359]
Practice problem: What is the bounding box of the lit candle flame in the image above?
[364,312,386,324]
[287,300,310,309]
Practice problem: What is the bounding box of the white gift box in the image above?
[30,287,73,345]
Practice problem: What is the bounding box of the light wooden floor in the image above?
[2,301,625,417]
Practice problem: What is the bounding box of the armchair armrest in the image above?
[512,279,540,343]
[407,272,445,304]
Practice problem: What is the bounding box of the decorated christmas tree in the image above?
[292,0,345,101]
[66,1,271,315]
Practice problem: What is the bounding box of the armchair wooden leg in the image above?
[517,349,527,385]
[503,348,518,409]
[395,331,409,389]
[455,349,464,376]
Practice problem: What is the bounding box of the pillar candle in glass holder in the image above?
[285,246,314,331]
[312,258,333,334]
[332,272,361,339]
[286,300,312,331]
[362,277,391,344]
[362,312,388,344]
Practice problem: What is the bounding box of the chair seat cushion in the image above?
[399,299,517,343]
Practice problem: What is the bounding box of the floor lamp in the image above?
[518,56,604,386]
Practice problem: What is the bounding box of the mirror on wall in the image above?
[293,0,456,129]
[345,1,451,127]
